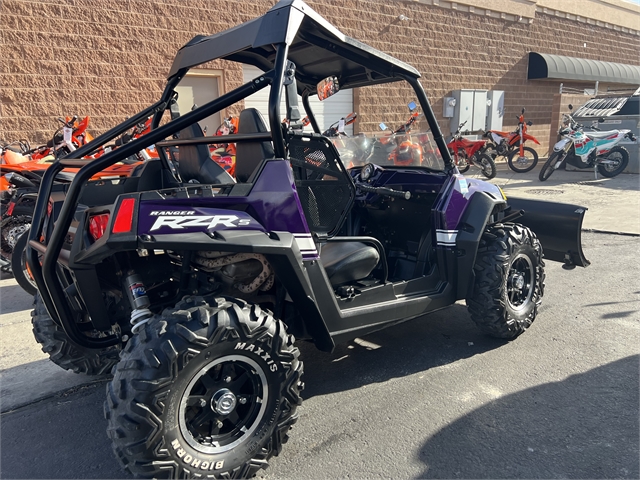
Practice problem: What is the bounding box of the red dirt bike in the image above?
[448,121,496,179]
[483,108,540,173]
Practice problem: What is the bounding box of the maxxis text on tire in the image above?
[507,146,539,173]
[538,151,563,181]
[11,230,37,295]
[104,295,303,479]
[597,146,629,178]
[477,153,497,179]
[466,223,545,339]
[31,293,120,374]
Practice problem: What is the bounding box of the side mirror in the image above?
[526,121,533,126]
[317,76,339,101]
[408,101,417,111]
[598,117,605,123]
[379,123,388,131]
[568,104,573,111]
[521,107,525,114]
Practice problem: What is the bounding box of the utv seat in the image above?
[320,242,379,287]
[235,108,274,182]
[177,123,234,184]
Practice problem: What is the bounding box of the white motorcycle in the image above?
[539,104,636,181]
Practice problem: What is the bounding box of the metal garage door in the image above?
[242,66,353,135]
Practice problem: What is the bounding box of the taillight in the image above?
[7,202,15,216]
[89,214,110,241]
[112,198,136,234]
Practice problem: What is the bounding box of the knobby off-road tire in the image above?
[31,293,120,374]
[105,296,303,479]
[507,146,539,173]
[466,223,545,339]
[476,153,497,179]
[538,151,564,181]
[11,230,37,295]
[597,146,629,178]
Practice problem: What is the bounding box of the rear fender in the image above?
[506,197,589,267]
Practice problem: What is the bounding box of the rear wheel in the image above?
[597,146,628,178]
[539,151,564,181]
[466,223,545,339]
[11,230,37,295]
[31,293,120,375]
[507,146,539,173]
[105,296,303,479]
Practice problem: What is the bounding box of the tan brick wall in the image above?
[1,0,639,155]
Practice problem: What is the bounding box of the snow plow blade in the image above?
[506,197,590,267]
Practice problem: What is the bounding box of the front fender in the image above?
[523,133,540,145]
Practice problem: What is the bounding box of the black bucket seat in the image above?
[319,242,380,286]
[177,123,234,184]
[235,108,275,182]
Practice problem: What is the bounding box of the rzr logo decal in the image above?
[149,213,251,231]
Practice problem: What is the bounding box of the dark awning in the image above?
[528,52,640,85]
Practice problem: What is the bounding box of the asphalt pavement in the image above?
[0,162,638,479]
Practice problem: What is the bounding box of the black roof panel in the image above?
[167,0,420,92]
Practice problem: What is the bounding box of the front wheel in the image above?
[466,223,545,339]
[455,151,470,173]
[476,153,497,179]
[105,296,303,479]
[507,146,539,173]
[597,146,629,178]
[539,151,564,181]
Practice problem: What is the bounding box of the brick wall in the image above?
[1,0,639,154]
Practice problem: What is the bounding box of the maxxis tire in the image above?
[105,296,303,479]
[539,151,563,181]
[31,293,120,374]
[476,153,497,179]
[507,146,539,173]
[466,223,545,339]
[11,230,37,295]
[597,146,629,178]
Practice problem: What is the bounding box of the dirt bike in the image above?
[448,121,496,179]
[483,108,541,173]
[368,102,424,166]
[539,104,636,181]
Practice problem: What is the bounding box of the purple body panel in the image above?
[434,174,504,247]
[137,160,319,259]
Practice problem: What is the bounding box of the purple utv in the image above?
[26,1,589,478]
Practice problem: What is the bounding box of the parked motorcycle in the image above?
[484,108,541,173]
[448,121,496,179]
[369,102,424,166]
[539,104,636,181]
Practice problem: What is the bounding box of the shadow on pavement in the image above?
[0,381,127,479]
[0,282,33,315]
[416,355,640,479]
[300,304,507,400]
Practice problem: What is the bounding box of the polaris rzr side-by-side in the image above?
[26,1,589,478]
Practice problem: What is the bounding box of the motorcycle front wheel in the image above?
[597,146,629,178]
[539,151,564,181]
[476,153,497,179]
[455,151,470,173]
[508,146,539,173]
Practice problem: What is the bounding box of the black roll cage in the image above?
[27,34,453,349]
